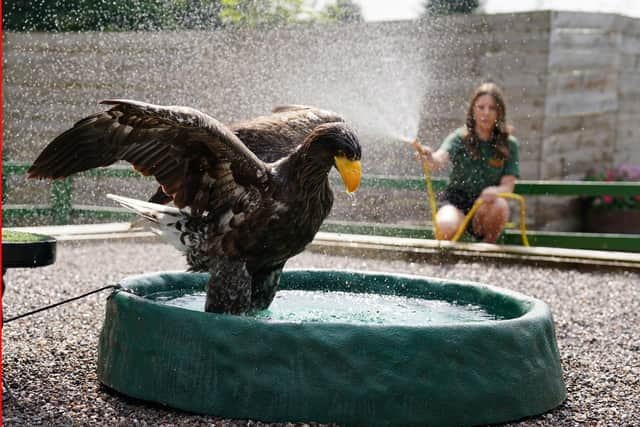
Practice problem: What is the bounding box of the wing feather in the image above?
[28,99,268,210]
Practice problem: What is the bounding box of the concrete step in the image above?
[5,222,639,269]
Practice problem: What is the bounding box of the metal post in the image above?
[51,179,73,224]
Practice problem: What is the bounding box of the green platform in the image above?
[97,270,566,427]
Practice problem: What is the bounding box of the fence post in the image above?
[51,179,73,224]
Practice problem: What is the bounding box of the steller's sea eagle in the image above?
[28,100,362,314]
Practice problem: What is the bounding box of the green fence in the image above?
[3,162,640,252]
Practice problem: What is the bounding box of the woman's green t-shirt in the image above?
[439,128,520,198]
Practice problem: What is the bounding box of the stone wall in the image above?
[616,15,640,165]
[3,11,639,228]
[538,12,640,228]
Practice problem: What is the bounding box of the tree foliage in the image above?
[321,0,363,23]
[423,0,479,16]
[2,0,361,32]
[2,0,222,31]
[170,0,223,29]
[218,0,313,28]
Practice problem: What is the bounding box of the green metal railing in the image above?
[3,163,142,224]
[3,162,640,252]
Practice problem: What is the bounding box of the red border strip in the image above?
[1,0,5,418]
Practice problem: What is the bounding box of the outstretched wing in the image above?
[146,104,346,206]
[28,99,268,212]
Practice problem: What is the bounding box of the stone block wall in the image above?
[536,12,640,229]
[616,15,640,166]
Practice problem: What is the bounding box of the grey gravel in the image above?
[2,239,639,426]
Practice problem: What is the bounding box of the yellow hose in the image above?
[412,139,528,246]
[412,140,440,239]
[450,193,529,246]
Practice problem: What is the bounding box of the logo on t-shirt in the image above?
[488,158,504,168]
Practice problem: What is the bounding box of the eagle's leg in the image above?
[205,258,252,314]
[249,264,284,311]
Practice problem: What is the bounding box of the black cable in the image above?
[3,284,124,324]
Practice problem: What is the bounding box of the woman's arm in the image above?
[479,175,516,202]
[413,142,450,172]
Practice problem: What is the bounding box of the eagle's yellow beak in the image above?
[334,156,361,194]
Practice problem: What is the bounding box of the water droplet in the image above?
[348,192,358,207]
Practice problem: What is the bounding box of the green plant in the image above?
[583,164,640,210]
[2,230,50,243]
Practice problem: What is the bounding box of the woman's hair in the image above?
[463,82,512,159]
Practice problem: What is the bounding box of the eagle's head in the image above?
[308,122,362,194]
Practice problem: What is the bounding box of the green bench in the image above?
[3,163,639,252]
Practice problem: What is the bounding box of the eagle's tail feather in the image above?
[107,194,187,252]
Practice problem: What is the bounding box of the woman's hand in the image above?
[479,186,500,203]
[414,144,433,163]
[411,139,448,172]
[412,140,434,163]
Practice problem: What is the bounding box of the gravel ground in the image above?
[2,239,639,426]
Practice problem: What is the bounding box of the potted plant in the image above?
[581,164,640,234]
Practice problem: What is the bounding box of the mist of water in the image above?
[341,62,424,143]
[5,19,442,226]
